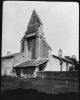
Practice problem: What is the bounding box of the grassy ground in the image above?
[1,76,79,94]
[1,88,79,100]
[1,72,79,100]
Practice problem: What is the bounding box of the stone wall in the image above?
[1,51,29,76]
[1,57,14,75]
[44,56,60,71]
[37,71,79,81]
[40,39,49,58]
[44,54,72,71]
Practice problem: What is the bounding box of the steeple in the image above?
[32,9,42,25]
[26,9,43,35]
[20,9,52,60]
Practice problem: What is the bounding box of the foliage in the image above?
[65,56,79,71]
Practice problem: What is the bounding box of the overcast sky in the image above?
[2,1,79,60]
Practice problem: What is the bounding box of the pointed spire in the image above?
[26,9,43,35]
[32,9,43,25]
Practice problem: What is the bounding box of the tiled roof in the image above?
[1,52,21,59]
[1,55,14,59]
[26,10,42,35]
[52,55,73,63]
[35,58,48,66]
[14,58,48,68]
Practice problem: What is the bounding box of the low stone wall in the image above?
[37,71,79,81]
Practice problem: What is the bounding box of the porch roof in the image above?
[52,55,73,63]
[14,58,48,68]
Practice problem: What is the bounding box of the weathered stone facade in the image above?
[1,9,51,76]
[21,10,51,60]
[1,57,14,75]
[1,52,29,76]
[1,9,74,76]
[40,38,51,58]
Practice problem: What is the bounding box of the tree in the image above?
[65,55,79,72]
[70,55,79,71]
[65,56,71,60]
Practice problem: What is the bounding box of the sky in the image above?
[2,1,79,61]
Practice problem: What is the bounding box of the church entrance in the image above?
[13,66,36,78]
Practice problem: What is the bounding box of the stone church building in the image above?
[1,10,73,77]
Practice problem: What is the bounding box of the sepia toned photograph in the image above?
[1,1,79,100]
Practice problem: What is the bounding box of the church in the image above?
[1,10,73,77]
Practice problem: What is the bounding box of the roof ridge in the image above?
[14,59,36,67]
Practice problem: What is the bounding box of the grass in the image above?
[1,88,79,100]
[1,72,79,100]
[1,75,79,94]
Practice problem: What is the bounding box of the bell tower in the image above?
[58,48,62,57]
[20,9,44,60]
